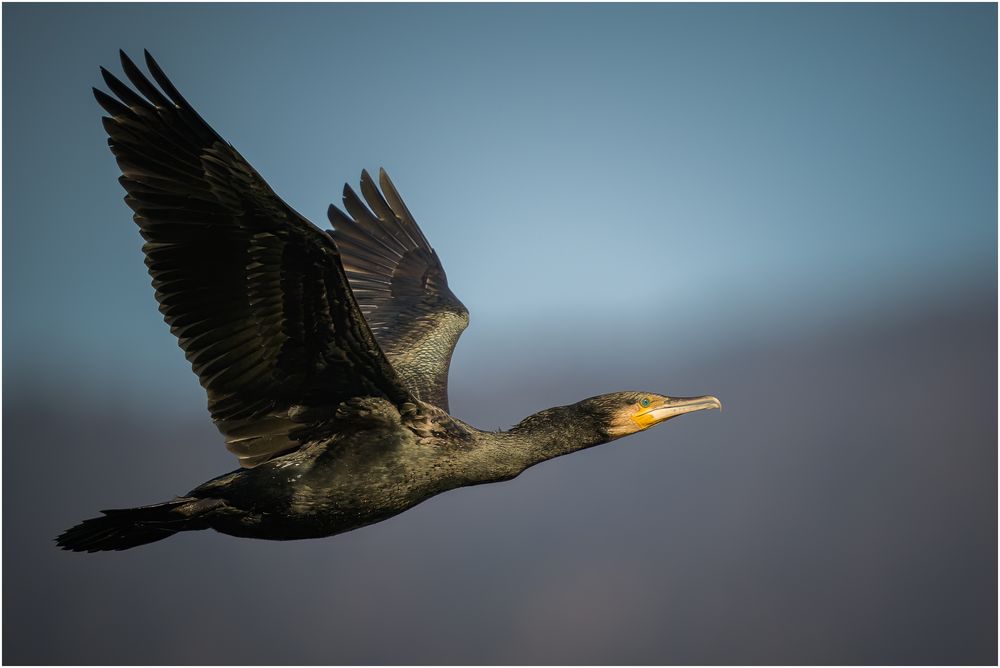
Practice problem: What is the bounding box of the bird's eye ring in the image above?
[639,398,651,408]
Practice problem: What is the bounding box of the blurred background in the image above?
[3,3,996,664]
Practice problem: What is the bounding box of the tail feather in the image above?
[56,499,200,552]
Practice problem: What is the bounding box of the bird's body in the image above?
[186,399,471,541]
[57,52,720,552]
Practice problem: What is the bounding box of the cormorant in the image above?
[56,51,721,552]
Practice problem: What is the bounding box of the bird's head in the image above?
[498,390,723,478]
[577,391,722,440]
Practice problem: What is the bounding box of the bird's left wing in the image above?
[328,170,468,412]
[96,51,413,467]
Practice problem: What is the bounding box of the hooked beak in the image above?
[632,395,722,430]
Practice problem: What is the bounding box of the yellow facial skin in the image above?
[608,394,722,438]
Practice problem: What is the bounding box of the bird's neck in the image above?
[466,405,610,482]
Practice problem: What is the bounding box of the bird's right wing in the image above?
[96,51,413,467]
[328,170,469,412]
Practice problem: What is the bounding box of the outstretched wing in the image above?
[328,170,468,412]
[96,51,412,467]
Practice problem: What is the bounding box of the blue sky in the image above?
[4,3,996,409]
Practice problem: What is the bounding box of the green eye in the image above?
[639,398,651,408]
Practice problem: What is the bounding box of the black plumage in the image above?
[57,52,720,552]
[329,170,468,411]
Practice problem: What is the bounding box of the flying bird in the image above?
[57,51,721,552]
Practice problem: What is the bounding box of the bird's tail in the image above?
[56,498,207,552]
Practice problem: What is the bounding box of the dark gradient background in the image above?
[3,3,997,664]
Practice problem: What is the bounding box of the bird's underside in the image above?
[56,51,720,553]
